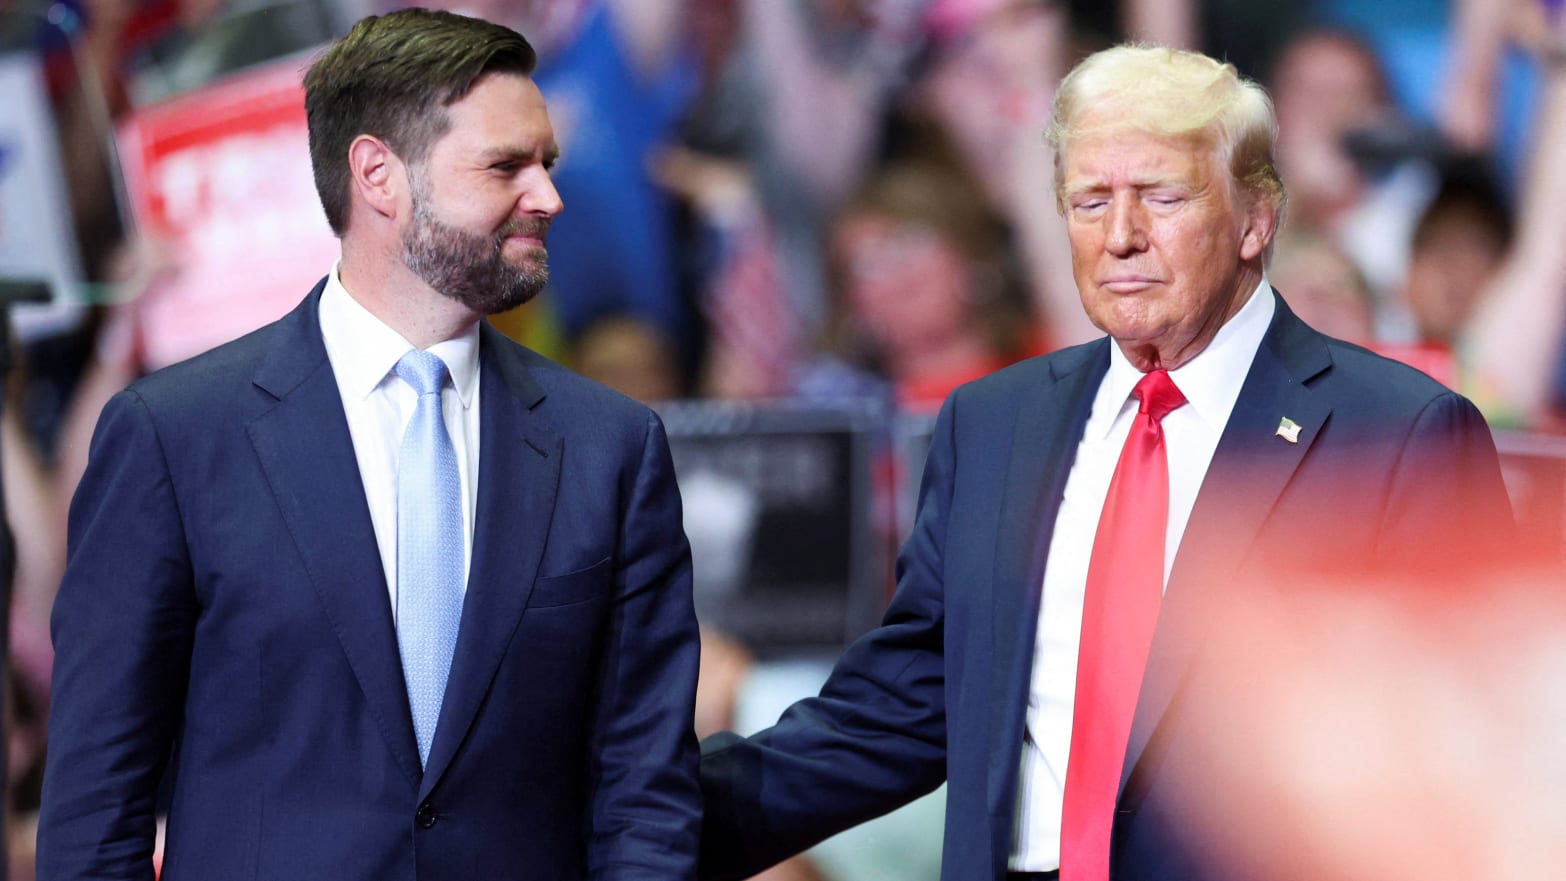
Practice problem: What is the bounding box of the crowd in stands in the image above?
[4,0,1565,877]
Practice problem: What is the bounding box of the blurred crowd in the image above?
[4,0,1566,877]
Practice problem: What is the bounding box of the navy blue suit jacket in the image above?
[699,293,1512,881]
[39,283,702,880]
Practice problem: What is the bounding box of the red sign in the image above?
[117,53,337,369]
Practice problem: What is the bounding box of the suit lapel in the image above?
[420,324,560,798]
[987,342,1108,816]
[1121,295,1333,798]
[246,284,423,786]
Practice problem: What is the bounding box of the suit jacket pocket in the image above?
[529,556,613,608]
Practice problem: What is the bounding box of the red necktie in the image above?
[1060,368,1187,881]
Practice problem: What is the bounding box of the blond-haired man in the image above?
[700,45,1511,881]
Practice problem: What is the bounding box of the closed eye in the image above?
[1071,198,1109,216]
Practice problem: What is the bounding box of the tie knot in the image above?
[395,349,451,397]
[1134,369,1186,422]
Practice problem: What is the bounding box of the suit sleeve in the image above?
[37,389,198,881]
[1376,391,1516,566]
[584,410,704,881]
[699,395,956,881]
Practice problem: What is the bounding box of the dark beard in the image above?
[401,189,551,315]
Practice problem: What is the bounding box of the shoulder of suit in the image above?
[1305,333,1475,413]
[126,318,290,411]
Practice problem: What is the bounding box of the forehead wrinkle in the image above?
[1071,139,1216,181]
[1063,170,1196,195]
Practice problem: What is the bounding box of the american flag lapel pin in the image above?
[1275,416,1302,444]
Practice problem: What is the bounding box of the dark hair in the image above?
[1412,158,1514,254]
[303,8,537,236]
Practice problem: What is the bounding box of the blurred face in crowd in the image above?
[918,1,1066,212]
[574,316,683,403]
[1271,32,1387,225]
[1404,208,1507,345]
[401,72,563,315]
[1061,114,1272,371]
[834,213,974,362]
[1270,232,1374,344]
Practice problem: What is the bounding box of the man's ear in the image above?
[1239,195,1280,262]
[348,134,405,221]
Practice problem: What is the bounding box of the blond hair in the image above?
[1046,44,1286,222]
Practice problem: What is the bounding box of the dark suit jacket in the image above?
[699,293,1513,881]
[39,283,702,881]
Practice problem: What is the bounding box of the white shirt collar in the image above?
[318,263,480,406]
[1095,279,1275,438]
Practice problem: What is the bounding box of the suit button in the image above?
[416,803,437,829]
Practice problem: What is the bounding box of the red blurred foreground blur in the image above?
[1166,558,1566,881]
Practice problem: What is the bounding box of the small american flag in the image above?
[702,211,800,400]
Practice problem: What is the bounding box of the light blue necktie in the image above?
[394,349,464,767]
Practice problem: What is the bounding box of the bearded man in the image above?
[38,10,701,880]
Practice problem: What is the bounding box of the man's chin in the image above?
[483,273,548,315]
[490,286,544,314]
[431,272,546,316]
[502,242,548,267]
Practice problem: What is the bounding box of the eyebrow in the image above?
[479,144,562,167]
[1062,176,1190,199]
[1061,181,1106,201]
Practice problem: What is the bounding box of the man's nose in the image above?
[520,168,564,217]
[1104,199,1146,256]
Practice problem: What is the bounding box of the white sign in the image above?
[0,51,87,339]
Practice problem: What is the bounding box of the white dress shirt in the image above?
[1010,281,1275,870]
[317,266,482,622]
